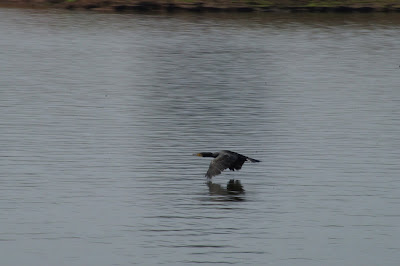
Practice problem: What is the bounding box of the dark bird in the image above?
[193,150,260,178]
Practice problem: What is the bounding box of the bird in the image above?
[193,150,260,178]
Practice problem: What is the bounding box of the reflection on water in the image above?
[1,7,400,266]
[207,179,245,201]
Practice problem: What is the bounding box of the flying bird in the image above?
[193,150,260,178]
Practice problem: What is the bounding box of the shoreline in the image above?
[1,0,400,12]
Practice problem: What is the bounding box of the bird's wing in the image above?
[232,156,246,170]
[206,153,236,178]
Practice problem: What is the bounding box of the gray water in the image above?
[1,8,400,265]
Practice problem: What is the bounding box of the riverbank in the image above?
[1,0,400,12]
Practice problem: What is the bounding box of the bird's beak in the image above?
[193,153,202,157]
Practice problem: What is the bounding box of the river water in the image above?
[1,8,400,265]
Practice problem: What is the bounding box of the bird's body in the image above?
[193,150,260,178]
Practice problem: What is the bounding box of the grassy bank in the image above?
[1,0,400,12]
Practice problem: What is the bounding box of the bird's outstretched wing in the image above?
[206,153,237,178]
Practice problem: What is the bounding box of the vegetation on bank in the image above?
[2,0,400,12]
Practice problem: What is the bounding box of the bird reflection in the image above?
[206,179,245,201]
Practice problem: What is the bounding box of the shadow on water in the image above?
[206,179,245,202]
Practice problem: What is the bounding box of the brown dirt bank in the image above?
[1,0,400,12]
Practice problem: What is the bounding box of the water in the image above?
[1,8,400,265]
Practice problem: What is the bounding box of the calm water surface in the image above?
[1,8,400,265]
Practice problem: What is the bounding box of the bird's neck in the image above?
[203,152,218,158]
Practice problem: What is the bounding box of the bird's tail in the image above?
[246,157,260,163]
